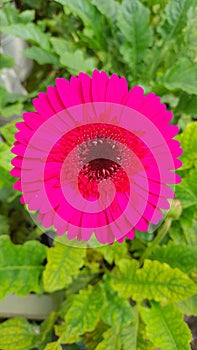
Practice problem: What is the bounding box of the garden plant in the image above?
[0,0,197,349]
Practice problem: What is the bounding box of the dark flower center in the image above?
[78,138,122,181]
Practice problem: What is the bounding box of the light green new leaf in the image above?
[0,317,39,350]
[140,302,192,350]
[176,294,197,316]
[117,0,152,78]
[60,285,104,344]
[111,259,196,303]
[43,240,86,292]
[164,59,197,95]
[60,50,97,74]
[0,236,46,299]
[24,47,59,66]
[1,23,50,50]
[149,241,197,273]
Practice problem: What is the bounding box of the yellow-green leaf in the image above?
[149,241,197,273]
[44,342,62,350]
[95,327,121,350]
[0,317,39,350]
[60,285,104,344]
[176,294,197,316]
[0,236,46,299]
[111,259,196,302]
[95,240,129,265]
[140,302,192,350]
[38,312,57,350]
[43,240,86,292]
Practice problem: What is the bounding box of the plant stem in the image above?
[139,217,172,266]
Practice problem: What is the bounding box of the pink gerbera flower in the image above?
[11,70,182,245]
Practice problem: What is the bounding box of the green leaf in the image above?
[83,321,108,350]
[1,23,50,50]
[0,54,14,69]
[164,59,197,95]
[176,168,197,208]
[23,46,59,66]
[177,94,197,116]
[0,143,13,170]
[0,120,17,146]
[60,285,104,343]
[95,240,129,265]
[0,102,24,118]
[56,0,99,28]
[50,37,75,56]
[183,6,197,61]
[168,214,197,247]
[95,327,121,350]
[52,37,97,68]
[121,313,154,350]
[38,312,57,350]
[101,276,134,327]
[0,215,9,235]
[136,320,154,350]
[149,241,197,273]
[162,0,194,37]
[0,317,39,350]
[111,259,197,303]
[176,122,197,170]
[0,167,15,189]
[117,0,152,79]
[43,240,86,292]
[181,215,197,247]
[140,302,192,350]
[60,49,97,74]
[94,312,153,350]
[0,87,8,109]
[0,143,15,188]
[0,236,46,299]
[44,342,62,350]
[92,0,120,24]
[176,294,197,316]
[97,275,153,350]
[0,4,35,26]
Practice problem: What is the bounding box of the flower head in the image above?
[11,70,182,245]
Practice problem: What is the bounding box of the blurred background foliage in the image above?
[0,0,197,349]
